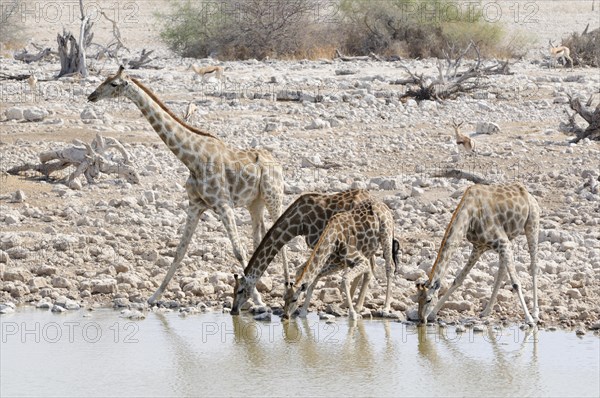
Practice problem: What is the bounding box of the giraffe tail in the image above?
[392,237,400,274]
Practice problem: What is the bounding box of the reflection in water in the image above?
[155,313,202,397]
[1,309,598,398]
[416,325,544,396]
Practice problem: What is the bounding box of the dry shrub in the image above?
[0,0,26,52]
[157,0,521,61]
[158,0,327,60]
[337,0,512,59]
[563,27,600,67]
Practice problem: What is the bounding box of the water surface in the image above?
[1,308,598,397]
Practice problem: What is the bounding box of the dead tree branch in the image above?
[127,49,155,69]
[88,10,130,60]
[14,47,51,63]
[563,94,600,143]
[7,134,138,189]
[433,168,491,185]
[398,41,507,102]
[334,49,374,62]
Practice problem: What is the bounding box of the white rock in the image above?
[319,287,342,304]
[5,215,19,225]
[411,186,424,197]
[51,304,66,313]
[301,155,322,167]
[256,277,273,293]
[405,99,418,108]
[80,107,99,120]
[5,107,24,120]
[13,190,28,203]
[23,107,48,122]
[561,241,578,251]
[476,122,500,135]
[318,312,335,321]
[306,118,330,130]
[253,311,272,321]
[91,279,118,294]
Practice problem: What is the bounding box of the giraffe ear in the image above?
[300,283,307,292]
[432,280,441,290]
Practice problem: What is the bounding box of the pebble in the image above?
[51,304,66,313]
[253,311,272,321]
[318,312,335,321]
[0,302,16,314]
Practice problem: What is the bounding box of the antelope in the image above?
[452,119,475,155]
[548,40,573,69]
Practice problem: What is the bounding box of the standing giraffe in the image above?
[231,189,375,314]
[416,182,540,325]
[283,199,399,320]
[88,66,287,305]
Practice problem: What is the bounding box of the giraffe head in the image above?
[416,279,440,325]
[231,274,252,315]
[282,279,307,320]
[88,65,130,102]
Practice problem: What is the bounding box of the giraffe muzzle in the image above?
[88,92,99,102]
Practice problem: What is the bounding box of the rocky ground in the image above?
[0,1,599,332]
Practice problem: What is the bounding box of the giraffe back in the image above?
[296,198,393,284]
[465,183,535,245]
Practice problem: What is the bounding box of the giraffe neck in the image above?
[125,79,217,168]
[244,197,307,282]
[296,222,336,286]
[428,189,472,284]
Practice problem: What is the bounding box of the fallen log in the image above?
[14,48,51,63]
[8,134,138,189]
[432,168,491,185]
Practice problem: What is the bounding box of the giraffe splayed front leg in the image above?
[148,204,206,304]
[417,183,541,325]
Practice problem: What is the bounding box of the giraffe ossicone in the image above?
[88,66,287,305]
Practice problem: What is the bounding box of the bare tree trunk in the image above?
[77,0,89,78]
[57,0,92,77]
